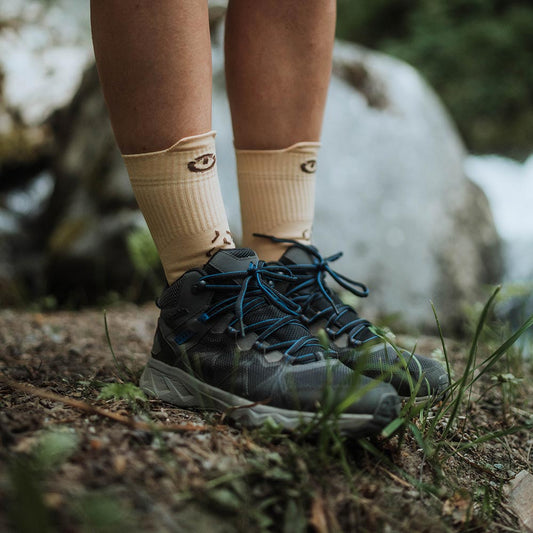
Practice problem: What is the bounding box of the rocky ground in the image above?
[1,303,532,532]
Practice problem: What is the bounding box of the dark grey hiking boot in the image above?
[256,236,450,403]
[139,248,400,434]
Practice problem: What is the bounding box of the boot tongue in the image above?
[279,245,318,266]
[205,248,258,274]
[205,247,322,361]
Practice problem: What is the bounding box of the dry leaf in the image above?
[443,491,471,525]
[309,494,328,533]
[114,454,127,475]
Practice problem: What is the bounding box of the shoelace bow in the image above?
[194,261,324,363]
[254,234,379,347]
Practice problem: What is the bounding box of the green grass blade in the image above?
[439,286,501,443]
[469,312,533,386]
[445,421,533,458]
[430,300,452,397]
[103,310,128,382]
[381,417,404,438]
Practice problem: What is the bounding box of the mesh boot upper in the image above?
[152,248,396,413]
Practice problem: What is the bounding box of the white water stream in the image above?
[465,154,533,283]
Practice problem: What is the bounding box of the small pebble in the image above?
[113,455,127,474]
[89,438,102,451]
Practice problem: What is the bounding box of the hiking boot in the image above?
[140,248,400,434]
[259,236,450,403]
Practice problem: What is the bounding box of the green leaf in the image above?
[126,227,159,275]
[98,382,147,403]
[207,488,241,512]
[35,429,79,471]
[283,500,306,533]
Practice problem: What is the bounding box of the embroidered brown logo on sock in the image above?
[188,153,216,173]
[300,159,317,174]
[206,230,234,256]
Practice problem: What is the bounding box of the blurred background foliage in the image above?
[336,0,533,158]
[0,0,529,315]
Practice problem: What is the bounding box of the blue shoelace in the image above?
[255,234,379,347]
[194,260,325,364]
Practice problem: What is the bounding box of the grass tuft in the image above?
[98,382,147,404]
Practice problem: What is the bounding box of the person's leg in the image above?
[91,0,233,283]
[225,0,336,260]
[91,0,212,153]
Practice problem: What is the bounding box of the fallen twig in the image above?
[0,375,224,434]
[377,464,413,489]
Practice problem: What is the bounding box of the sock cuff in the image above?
[235,142,321,179]
[234,141,321,155]
[167,130,217,152]
[122,131,216,157]
[122,131,217,181]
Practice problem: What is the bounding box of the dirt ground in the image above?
[0,303,532,532]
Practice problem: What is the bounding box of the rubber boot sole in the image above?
[140,357,400,437]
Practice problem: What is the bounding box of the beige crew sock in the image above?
[236,142,320,261]
[123,131,234,283]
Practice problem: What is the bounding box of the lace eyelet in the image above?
[191,280,207,294]
[325,327,338,340]
[299,313,311,324]
[349,338,364,347]
[197,313,209,323]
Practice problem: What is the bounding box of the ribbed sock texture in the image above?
[123,131,234,283]
[236,142,320,261]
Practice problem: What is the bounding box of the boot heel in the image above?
[140,359,197,407]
